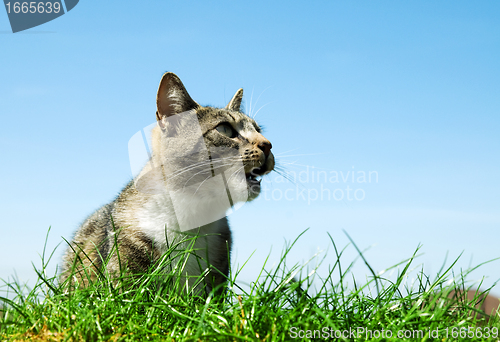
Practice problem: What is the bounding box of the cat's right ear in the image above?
[156,72,198,127]
[226,88,243,112]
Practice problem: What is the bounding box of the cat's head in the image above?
[150,72,274,203]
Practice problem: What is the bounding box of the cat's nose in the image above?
[258,141,272,157]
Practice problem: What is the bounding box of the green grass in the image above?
[0,228,499,341]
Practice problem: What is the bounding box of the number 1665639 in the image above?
[5,2,61,14]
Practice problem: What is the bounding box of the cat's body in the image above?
[61,72,274,294]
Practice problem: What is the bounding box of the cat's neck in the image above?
[131,162,231,249]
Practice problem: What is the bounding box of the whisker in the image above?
[275,162,339,171]
[274,152,328,158]
[272,169,302,187]
[163,156,244,181]
[276,160,299,166]
[248,87,255,117]
[273,148,301,156]
[180,160,244,188]
[192,174,214,196]
[226,164,247,183]
[251,85,272,118]
[252,102,273,119]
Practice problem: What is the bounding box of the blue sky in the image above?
[1,1,499,295]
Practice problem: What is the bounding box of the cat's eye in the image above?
[216,123,237,138]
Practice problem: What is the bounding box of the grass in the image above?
[0,228,499,341]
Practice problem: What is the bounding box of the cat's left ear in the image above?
[226,88,243,112]
[156,72,199,125]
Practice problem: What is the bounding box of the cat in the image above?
[61,72,274,295]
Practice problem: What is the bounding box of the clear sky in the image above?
[1,1,499,295]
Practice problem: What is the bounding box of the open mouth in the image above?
[245,166,266,187]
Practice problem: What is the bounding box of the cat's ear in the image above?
[226,88,243,112]
[156,72,198,123]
